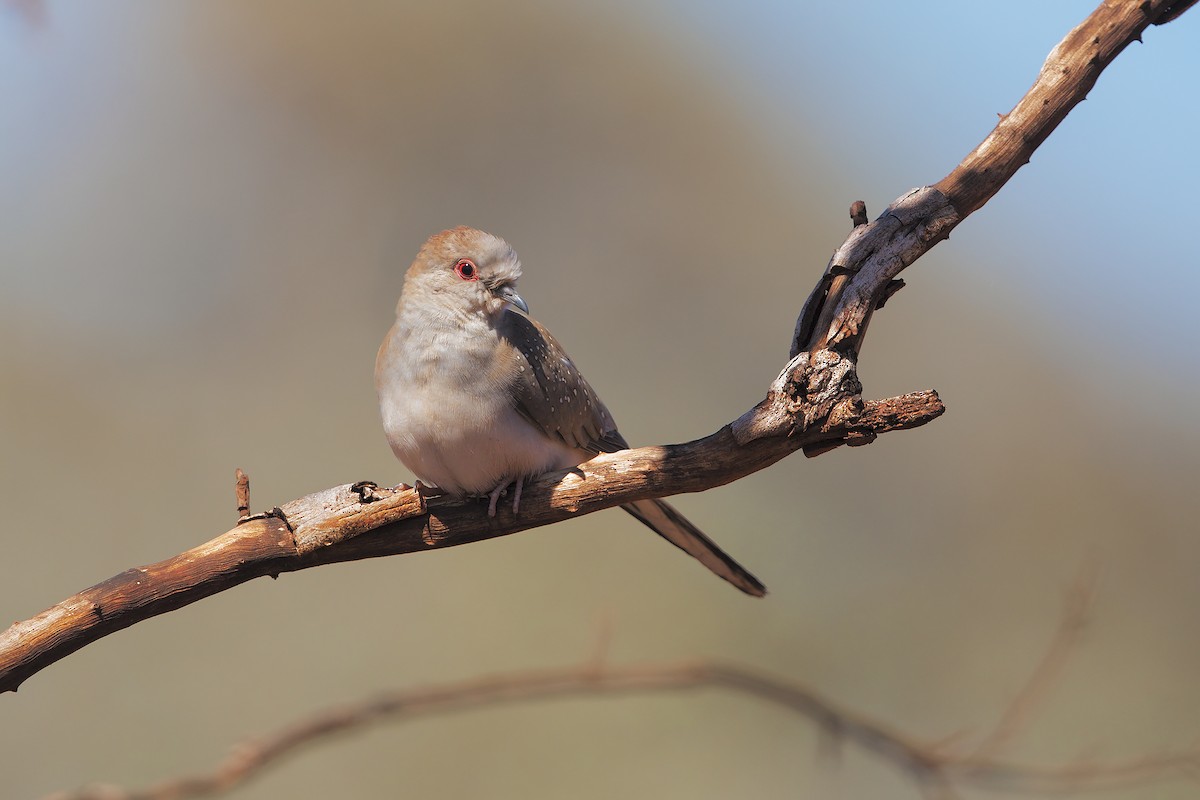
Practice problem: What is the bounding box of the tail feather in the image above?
[622,499,766,597]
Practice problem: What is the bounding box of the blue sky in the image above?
[2,2,1197,369]
[619,0,1200,370]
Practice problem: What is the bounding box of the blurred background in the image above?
[2,1,1198,798]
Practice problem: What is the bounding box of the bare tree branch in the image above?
[44,583,1199,800]
[795,0,1192,357]
[0,393,940,695]
[1,0,1192,695]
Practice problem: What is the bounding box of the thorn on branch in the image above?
[876,279,906,310]
[235,468,250,521]
[850,200,868,227]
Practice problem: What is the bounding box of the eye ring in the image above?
[454,259,478,281]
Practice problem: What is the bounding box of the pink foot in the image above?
[486,476,526,517]
[487,481,506,517]
[511,475,524,515]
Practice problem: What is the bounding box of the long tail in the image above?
[622,499,766,597]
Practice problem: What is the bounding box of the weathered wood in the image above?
[0,392,941,694]
[933,0,1187,217]
[0,519,295,694]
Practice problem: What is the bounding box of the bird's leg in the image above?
[511,475,524,515]
[485,475,526,517]
[486,480,508,518]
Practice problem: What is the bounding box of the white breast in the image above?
[375,313,584,495]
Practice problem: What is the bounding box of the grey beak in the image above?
[497,285,529,314]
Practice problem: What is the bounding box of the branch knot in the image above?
[730,348,862,445]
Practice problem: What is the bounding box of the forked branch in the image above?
[1,0,1192,696]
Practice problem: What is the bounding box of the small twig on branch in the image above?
[1,0,1193,694]
[849,200,869,228]
[234,469,250,521]
[45,585,1199,800]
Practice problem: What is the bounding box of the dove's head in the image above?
[400,226,528,320]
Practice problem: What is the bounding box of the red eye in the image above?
[454,259,478,281]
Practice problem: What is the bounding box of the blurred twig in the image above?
[46,589,1199,800]
[965,560,1098,759]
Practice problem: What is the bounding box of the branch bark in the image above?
[0,392,942,695]
[1,0,1192,695]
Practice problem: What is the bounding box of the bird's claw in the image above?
[413,480,444,500]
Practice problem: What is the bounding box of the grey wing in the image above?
[499,310,628,454]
